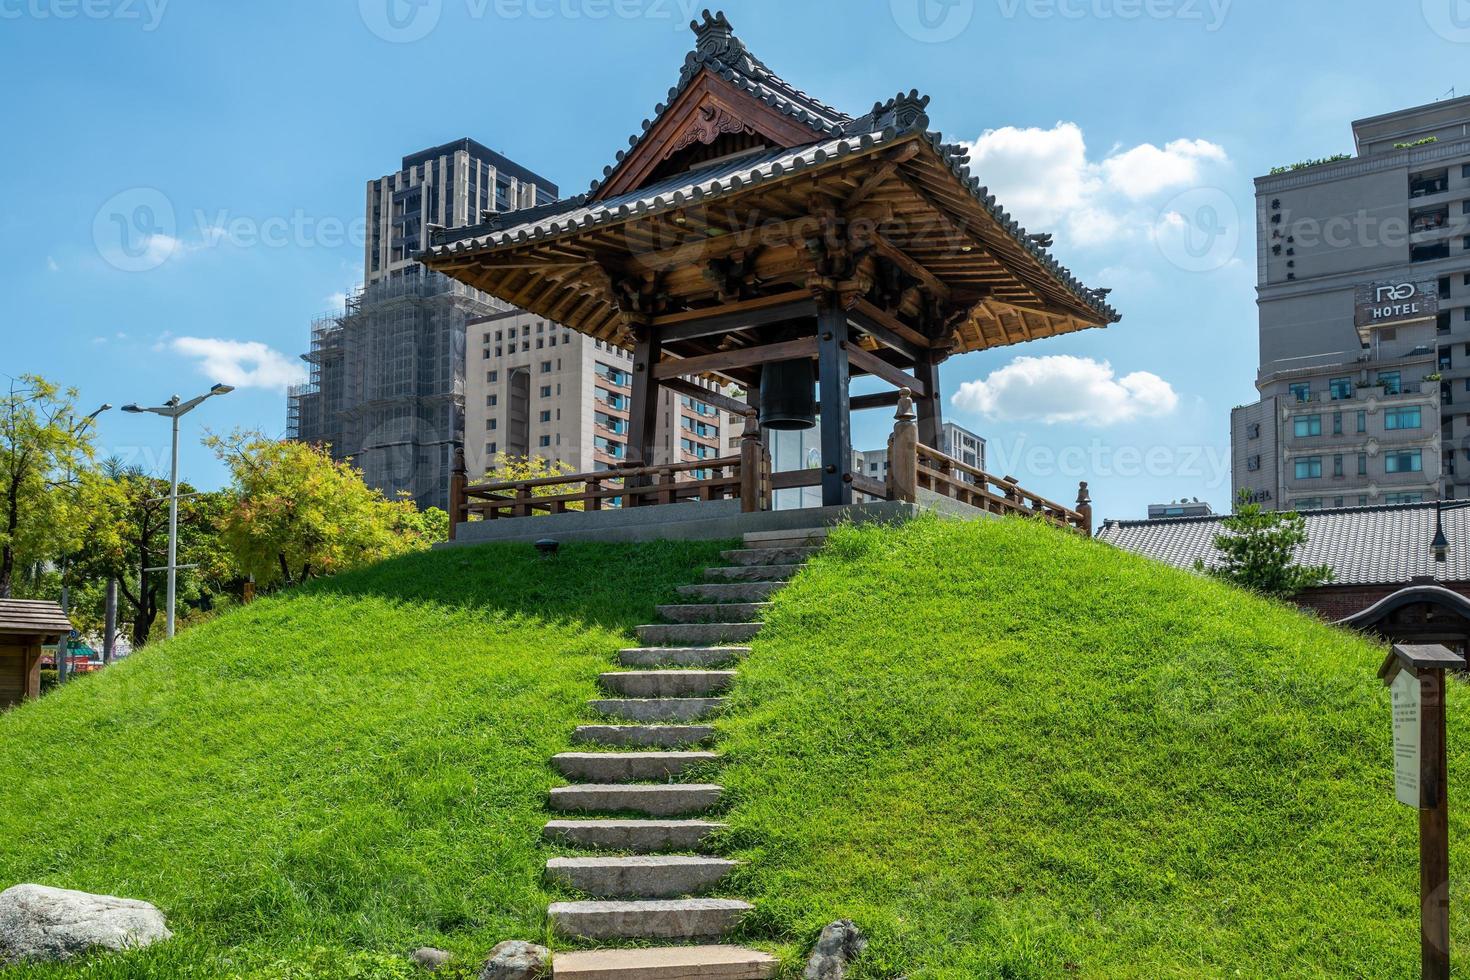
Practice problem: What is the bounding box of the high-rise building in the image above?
[465,309,733,480]
[288,140,559,510]
[1231,96,1470,511]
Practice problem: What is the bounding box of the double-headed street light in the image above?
[122,384,234,638]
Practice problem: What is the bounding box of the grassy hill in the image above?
[0,517,1462,977]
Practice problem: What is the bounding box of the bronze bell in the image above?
[759,358,817,430]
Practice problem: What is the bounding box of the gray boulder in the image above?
[479,940,549,980]
[412,946,454,971]
[0,884,172,965]
[805,919,867,980]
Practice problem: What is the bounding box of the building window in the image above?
[1293,415,1322,437]
[539,435,552,448]
[1329,377,1353,400]
[1332,412,1343,435]
[486,419,497,431]
[1385,406,1423,430]
[488,370,499,383]
[1378,371,1402,394]
[486,394,497,407]
[487,441,497,455]
[1294,457,1323,479]
[1357,411,1367,433]
[1247,422,1261,439]
[539,410,551,423]
[1333,455,1344,477]
[1385,450,1423,473]
[1289,382,1311,403]
[1247,455,1261,472]
[1358,453,1368,476]
[1386,492,1425,504]
[1294,498,1323,510]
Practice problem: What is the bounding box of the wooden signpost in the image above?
[1380,642,1463,980]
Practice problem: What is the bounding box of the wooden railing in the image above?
[447,394,1092,538]
[886,389,1093,536]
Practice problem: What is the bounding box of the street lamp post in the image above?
[58,404,112,682]
[122,384,234,639]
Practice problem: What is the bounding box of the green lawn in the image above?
[0,517,1460,977]
[718,516,1465,977]
[0,538,729,978]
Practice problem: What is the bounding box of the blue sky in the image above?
[3,0,1468,520]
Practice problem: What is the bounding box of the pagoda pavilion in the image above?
[425,11,1117,538]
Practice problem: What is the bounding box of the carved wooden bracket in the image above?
[702,250,764,303]
[667,100,756,158]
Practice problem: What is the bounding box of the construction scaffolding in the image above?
[287,268,506,510]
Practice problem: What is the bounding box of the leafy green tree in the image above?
[208,432,446,589]
[0,375,95,597]
[481,453,584,510]
[1199,494,1335,598]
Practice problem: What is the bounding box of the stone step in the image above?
[703,564,801,583]
[637,623,761,646]
[552,945,778,980]
[546,855,736,898]
[600,671,736,699]
[719,546,820,567]
[552,751,720,783]
[677,582,785,602]
[743,527,830,549]
[548,783,723,817]
[542,819,726,853]
[589,698,726,723]
[572,725,716,748]
[655,603,771,624]
[617,647,749,668]
[548,899,751,941]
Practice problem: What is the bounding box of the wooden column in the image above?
[448,446,467,541]
[817,302,853,507]
[915,351,943,449]
[625,326,663,499]
[888,388,918,504]
[1076,481,1094,538]
[1421,664,1450,980]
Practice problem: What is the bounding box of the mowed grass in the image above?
[718,516,1470,978]
[0,538,729,979]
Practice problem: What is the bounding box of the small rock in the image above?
[804,919,867,980]
[412,947,454,971]
[0,883,172,965]
[479,940,549,980]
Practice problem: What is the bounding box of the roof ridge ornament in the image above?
[690,9,745,62]
[874,90,932,134]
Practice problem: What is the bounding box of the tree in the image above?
[70,458,230,646]
[208,432,446,589]
[482,453,584,507]
[1199,494,1335,598]
[0,376,95,598]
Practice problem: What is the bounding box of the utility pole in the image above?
[122,384,233,638]
[103,577,117,665]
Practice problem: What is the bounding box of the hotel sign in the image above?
[1354,279,1439,331]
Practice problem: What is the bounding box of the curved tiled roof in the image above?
[1096,502,1470,586]
[423,10,1118,325]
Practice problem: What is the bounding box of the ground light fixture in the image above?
[535,539,560,558]
[121,384,235,638]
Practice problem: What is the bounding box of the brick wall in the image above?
[1293,580,1470,622]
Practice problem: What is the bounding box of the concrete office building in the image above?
[1232,95,1470,510]
[289,140,558,509]
[1147,499,1215,520]
[465,309,731,479]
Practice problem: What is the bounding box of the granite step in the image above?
[542,819,726,853]
[548,899,751,941]
[552,751,720,783]
[676,581,785,602]
[589,697,726,723]
[600,670,736,699]
[654,603,771,625]
[637,623,761,646]
[551,945,777,979]
[548,783,723,817]
[719,546,821,567]
[743,527,830,549]
[703,563,801,583]
[546,855,736,898]
[572,725,716,748]
[617,647,749,668]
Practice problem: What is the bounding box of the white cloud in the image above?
[952,355,1179,427]
[169,337,306,390]
[46,256,60,272]
[325,291,348,310]
[962,123,1231,247]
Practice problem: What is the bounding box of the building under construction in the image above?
[287,139,558,510]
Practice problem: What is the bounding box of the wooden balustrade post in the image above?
[449,445,467,541]
[889,387,918,504]
[739,408,764,513]
[1076,481,1094,538]
[587,478,602,511]
[514,485,532,518]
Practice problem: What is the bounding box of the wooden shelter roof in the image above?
[422,11,1118,371]
[0,599,72,640]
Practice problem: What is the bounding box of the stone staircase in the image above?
[546,528,827,979]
